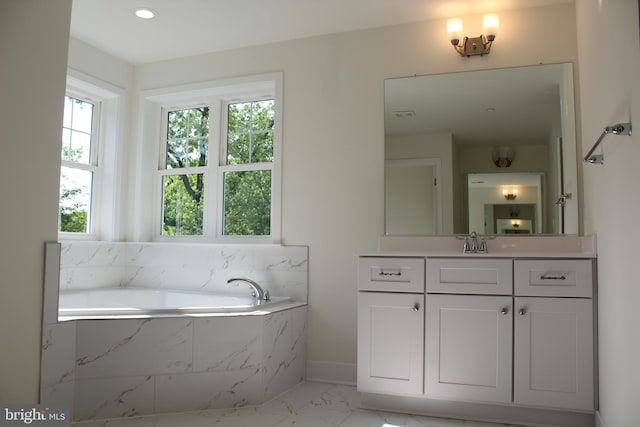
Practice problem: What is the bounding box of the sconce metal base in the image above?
[452,35,493,57]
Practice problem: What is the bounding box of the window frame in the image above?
[59,69,124,241]
[58,89,101,239]
[147,73,283,243]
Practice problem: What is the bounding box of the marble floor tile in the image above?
[71,381,527,427]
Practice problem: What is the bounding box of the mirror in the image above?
[384,63,578,235]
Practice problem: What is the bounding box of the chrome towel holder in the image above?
[583,122,632,164]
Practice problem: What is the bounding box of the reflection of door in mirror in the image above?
[468,173,543,235]
[385,159,442,235]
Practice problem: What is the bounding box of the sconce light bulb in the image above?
[482,13,499,38]
[447,18,463,44]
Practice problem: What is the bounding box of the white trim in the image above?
[306,360,357,385]
[595,410,607,427]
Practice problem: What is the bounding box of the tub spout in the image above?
[227,278,270,301]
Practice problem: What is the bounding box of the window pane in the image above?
[223,170,271,236]
[228,102,251,133]
[227,134,250,165]
[226,100,274,165]
[251,131,274,163]
[72,98,94,133]
[251,100,275,131]
[166,107,209,168]
[162,174,204,236]
[59,167,92,233]
[62,96,94,165]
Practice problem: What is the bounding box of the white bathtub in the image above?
[58,287,292,320]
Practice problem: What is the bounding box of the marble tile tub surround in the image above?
[59,241,308,302]
[42,304,307,421]
[41,241,308,421]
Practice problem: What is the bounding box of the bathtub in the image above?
[58,287,293,320]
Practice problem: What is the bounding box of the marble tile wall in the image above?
[59,242,309,303]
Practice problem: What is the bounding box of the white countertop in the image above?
[369,235,597,258]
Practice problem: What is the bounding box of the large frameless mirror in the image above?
[384,63,578,235]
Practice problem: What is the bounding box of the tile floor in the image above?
[71,381,526,427]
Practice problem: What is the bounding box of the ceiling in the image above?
[70,0,571,65]
[384,63,568,145]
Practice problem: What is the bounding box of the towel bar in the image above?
[583,122,632,164]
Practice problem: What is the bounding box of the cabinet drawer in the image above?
[514,259,593,298]
[358,257,424,293]
[426,258,512,295]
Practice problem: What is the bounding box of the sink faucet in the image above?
[457,231,494,254]
[227,278,270,301]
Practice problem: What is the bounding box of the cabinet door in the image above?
[514,297,594,411]
[425,294,512,403]
[357,292,424,395]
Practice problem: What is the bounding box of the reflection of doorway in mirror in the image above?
[468,173,543,235]
[385,159,442,235]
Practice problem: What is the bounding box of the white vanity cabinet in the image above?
[357,257,425,395]
[425,258,514,403]
[424,257,595,411]
[513,260,594,411]
[425,293,513,403]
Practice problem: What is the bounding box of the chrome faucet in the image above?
[227,278,270,302]
[457,231,494,254]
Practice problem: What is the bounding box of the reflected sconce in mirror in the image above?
[503,188,518,200]
[447,14,499,57]
[492,145,513,168]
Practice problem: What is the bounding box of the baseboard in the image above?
[595,410,606,427]
[306,360,357,385]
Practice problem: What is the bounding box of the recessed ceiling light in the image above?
[135,8,157,19]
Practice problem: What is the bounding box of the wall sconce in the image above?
[511,220,521,228]
[447,13,499,57]
[492,145,513,168]
[503,188,518,200]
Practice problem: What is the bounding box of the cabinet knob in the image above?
[501,307,509,315]
[519,308,526,316]
[413,304,420,312]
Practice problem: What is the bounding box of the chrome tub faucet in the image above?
[227,278,271,301]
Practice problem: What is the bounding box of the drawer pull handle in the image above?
[379,271,402,276]
[540,274,567,280]
[413,304,420,312]
[501,307,509,315]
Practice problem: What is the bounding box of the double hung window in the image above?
[59,94,99,234]
[155,74,281,242]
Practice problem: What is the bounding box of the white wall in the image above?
[0,0,72,402]
[127,3,578,370]
[575,2,640,426]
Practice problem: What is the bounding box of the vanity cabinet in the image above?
[358,255,596,416]
[425,257,594,411]
[513,260,594,411]
[425,293,513,403]
[357,257,424,395]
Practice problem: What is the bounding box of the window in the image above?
[59,94,99,234]
[221,100,275,236]
[152,73,282,242]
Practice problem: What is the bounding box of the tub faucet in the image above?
[227,278,270,302]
